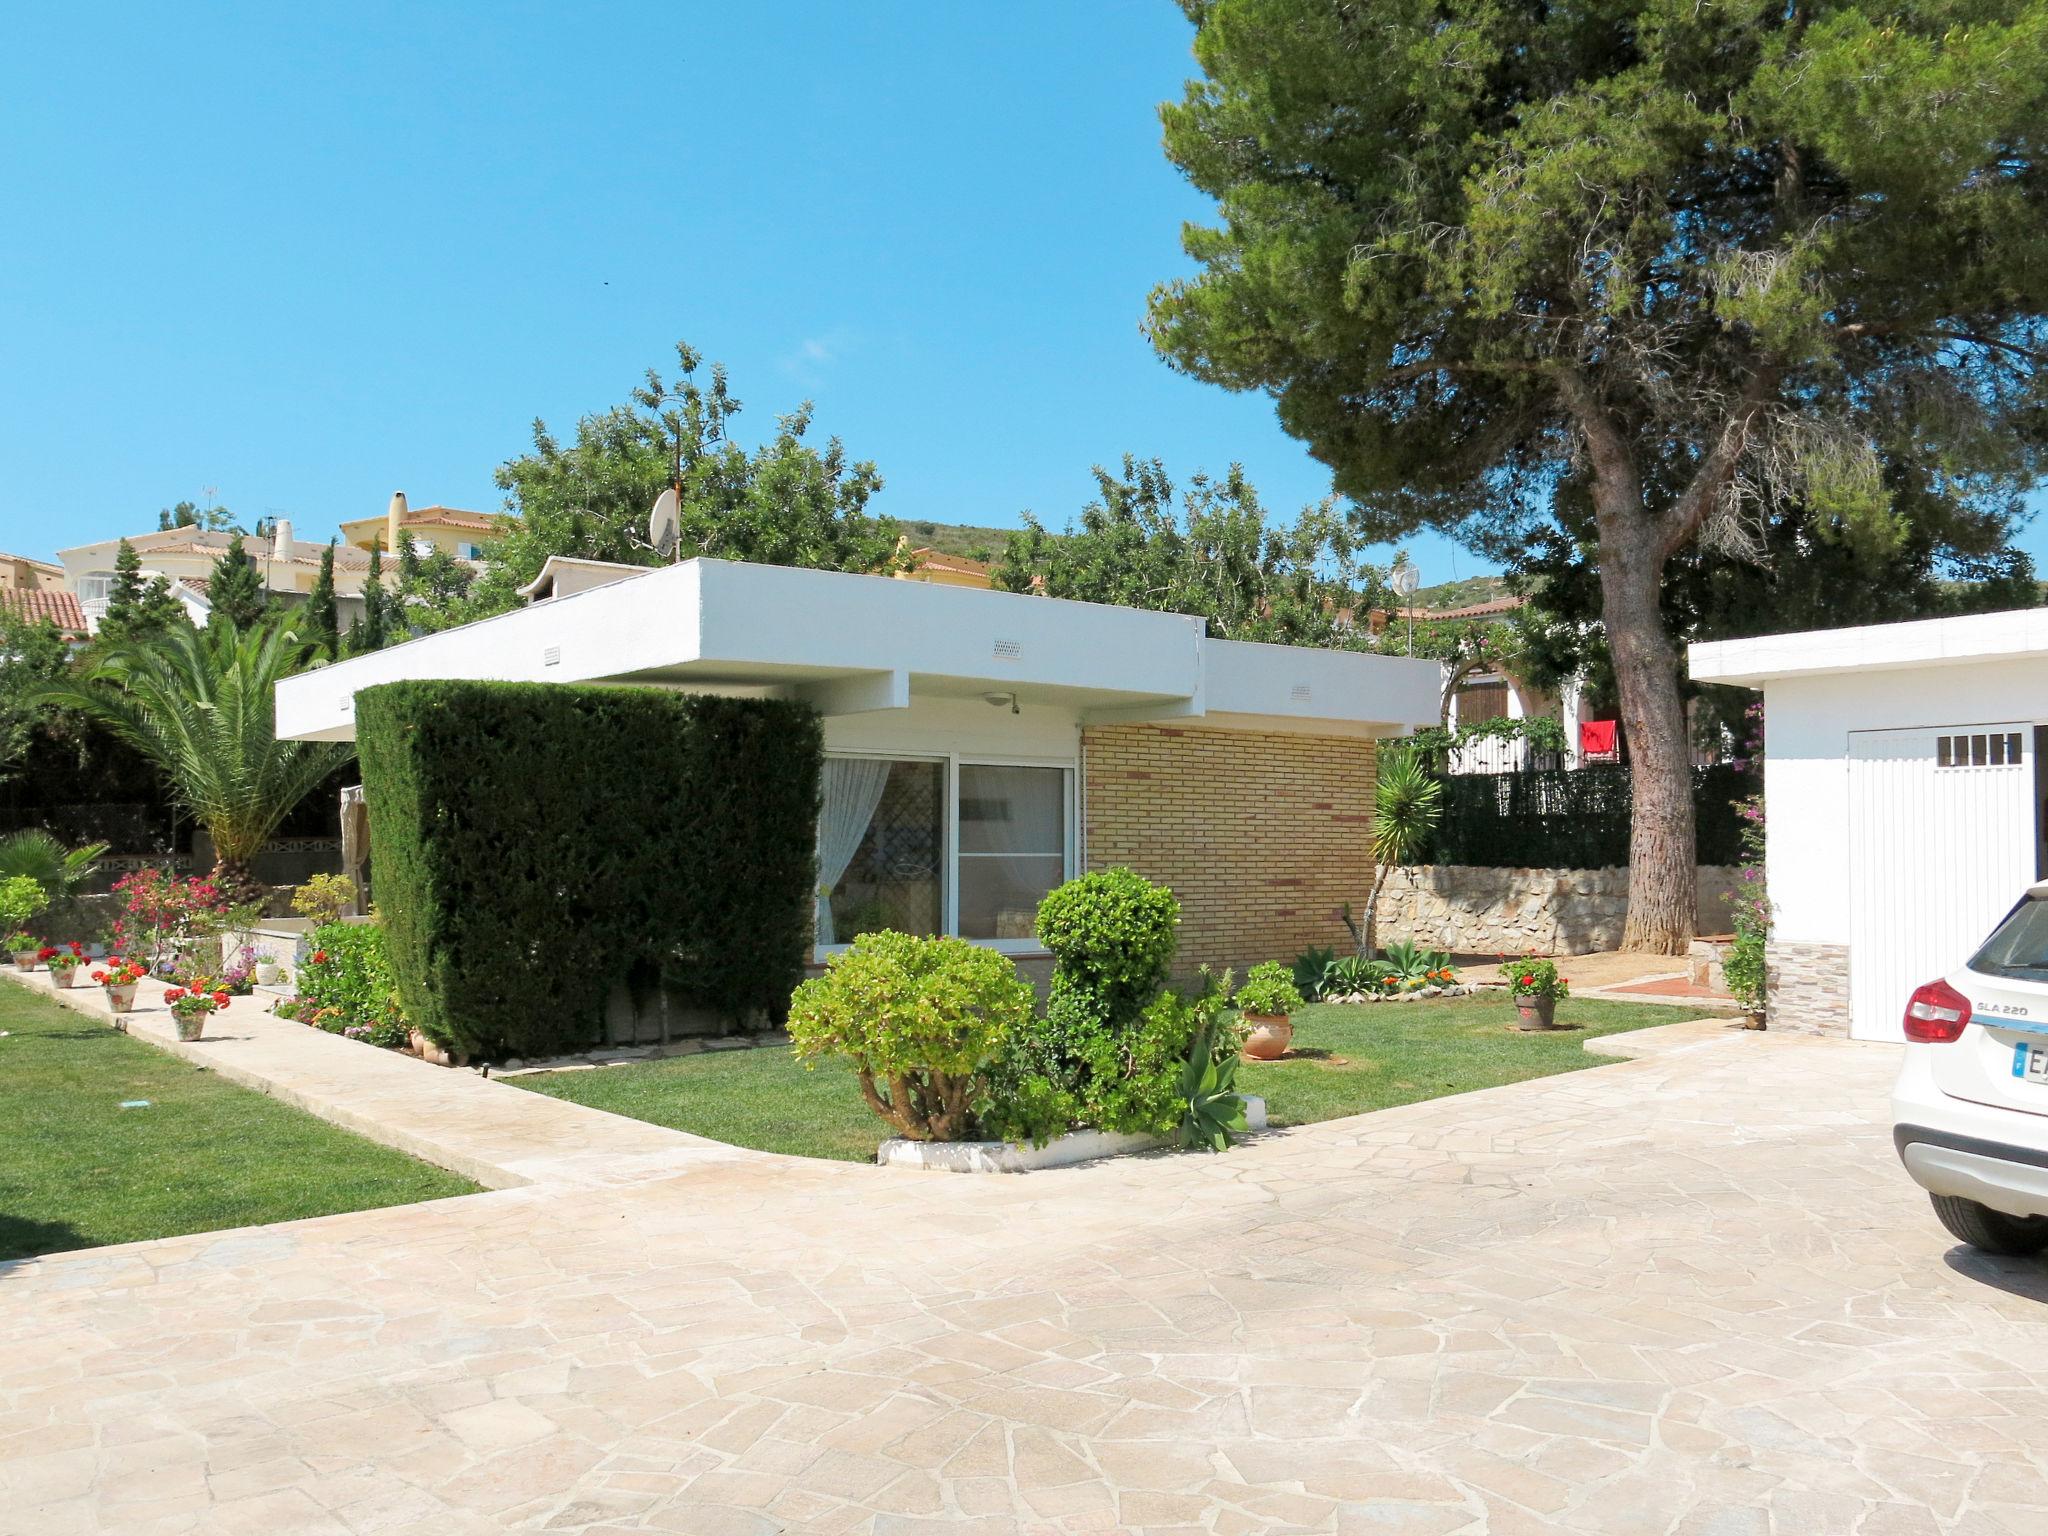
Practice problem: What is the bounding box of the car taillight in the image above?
[1904,978,1972,1043]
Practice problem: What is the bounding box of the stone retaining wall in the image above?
[1379,865,1739,957]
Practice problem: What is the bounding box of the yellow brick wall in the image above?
[1081,723,1378,977]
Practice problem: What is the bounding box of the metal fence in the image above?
[1431,763,1749,869]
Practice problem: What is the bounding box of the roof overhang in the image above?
[1690,607,2048,688]
[276,557,1443,743]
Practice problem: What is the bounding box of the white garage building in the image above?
[1691,610,2048,1040]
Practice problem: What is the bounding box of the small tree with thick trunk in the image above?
[1150,0,2048,951]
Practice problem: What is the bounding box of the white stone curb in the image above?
[877,1095,1268,1173]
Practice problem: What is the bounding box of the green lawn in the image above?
[0,985,480,1263]
[512,995,1684,1163]
[1241,995,1685,1128]
[515,1044,887,1163]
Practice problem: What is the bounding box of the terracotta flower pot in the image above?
[1512,996,1562,1031]
[409,1027,460,1067]
[175,1013,207,1042]
[106,983,138,1014]
[1241,1013,1294,1060]
[1742,1009,1767,1031]
[51,967,76,989]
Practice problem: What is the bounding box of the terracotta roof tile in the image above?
[1401,595,1525,620]
[0,587,87,636]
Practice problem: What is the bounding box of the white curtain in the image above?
[815,758,893,946]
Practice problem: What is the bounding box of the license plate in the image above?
[2012,1043,2048,1083]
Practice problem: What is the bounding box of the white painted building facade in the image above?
[1691,610,2048,1039]
[280,558,1442,975]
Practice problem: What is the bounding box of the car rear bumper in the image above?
[1894,1124,2048,1220]
[1893,1044,2048,1220]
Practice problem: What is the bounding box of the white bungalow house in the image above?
[1692,608,2048,1040]
[277,557,1441,981]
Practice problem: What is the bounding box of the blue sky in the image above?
[8,4,2040,585]
[0,1,1506,586]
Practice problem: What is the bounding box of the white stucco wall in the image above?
[1761,657,2048,946]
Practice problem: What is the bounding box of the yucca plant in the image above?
[1351,745,1444,959]
[39,618,352,903]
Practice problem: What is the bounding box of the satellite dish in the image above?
[1389,562,1422,599]
[648,487,679,558]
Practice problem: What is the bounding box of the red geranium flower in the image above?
[164,987,185,1002]
[311,950,328,964]
[1520,974,1534,986]
[211,991,230,1007]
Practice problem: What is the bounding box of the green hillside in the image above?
[1407,574,1511,609]
[894,519,1018,564]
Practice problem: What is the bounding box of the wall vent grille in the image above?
[542,645,562,668]
[992,638,1022,660]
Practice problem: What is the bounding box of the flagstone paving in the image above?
[3,992,2047,1534]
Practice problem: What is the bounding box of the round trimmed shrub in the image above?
[1034,867,1179,1014]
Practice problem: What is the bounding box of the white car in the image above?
[1894,883,2048,1256]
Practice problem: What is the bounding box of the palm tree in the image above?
[1353,745,1444,959]
[41,618,351,902]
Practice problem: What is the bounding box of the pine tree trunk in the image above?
[1599,522,1696,955]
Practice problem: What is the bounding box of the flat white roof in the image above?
[277,557,1442,742]
[1690,606,2048,688]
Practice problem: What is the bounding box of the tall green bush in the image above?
[354,681,822,1059]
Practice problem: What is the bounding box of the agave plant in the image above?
[1178,1016,1250,1152]
[36,618,352,903]
[1383,939,1452,984]
[1325,952,1396,996]
[0,830,107,902]
[1291,944,1336,1002]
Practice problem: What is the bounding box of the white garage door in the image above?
[1847,723,2035,1041]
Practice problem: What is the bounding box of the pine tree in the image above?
[304,540,340,659]
[205,532,267,634]
[106,538,145,619]
[98,538,187,642]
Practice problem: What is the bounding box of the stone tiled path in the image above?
[5,986,2048,1533]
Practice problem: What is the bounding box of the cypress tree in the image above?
[348,545,388,655]
[305,540,340,658]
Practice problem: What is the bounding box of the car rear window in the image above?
[1970,895,2048,981]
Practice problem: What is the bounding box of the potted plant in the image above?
[1235,961,1306,1060]
[252,947,282,986]
[41,943,85,989]
[0,875,47,969]
[91,957,147,1016]
[1508,959,1571,1030]
[163,983,230,1042]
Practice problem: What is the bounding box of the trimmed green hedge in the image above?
[355,682,822,1060]
[1430,763,1748,869]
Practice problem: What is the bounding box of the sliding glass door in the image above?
[815,754,1073,953]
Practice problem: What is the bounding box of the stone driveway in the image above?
[4,1011,2047,1534]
